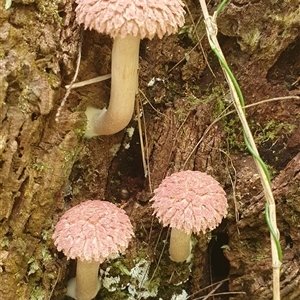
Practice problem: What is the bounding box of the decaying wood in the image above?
[226,153,300,299]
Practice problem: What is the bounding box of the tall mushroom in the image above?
[75,0,185,137]
[52,200,134,300]
[151,170,228,262]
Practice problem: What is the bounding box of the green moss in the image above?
[250,242,268,262]
[27,258,41,276]
[174,107,187,122]
[83,238,194,299]
[178,19,206,45]
[252,119,295,144]
[97,290,129,299]
[74,127,86,138]
[215,97,295,155]
[30,286,47,300]
[35,0,62,23]
[239,27,261,52]
[1,236,10,247]
[289,212,298,225]
[31,163,53,171]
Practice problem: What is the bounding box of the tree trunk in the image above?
[1,0,299,299]
[0,0,84,298]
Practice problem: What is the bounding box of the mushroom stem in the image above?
[75,260,101,300]
[85,36,140,137]
[169,228,191,262]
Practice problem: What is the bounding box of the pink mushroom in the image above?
[75,0,185,137]
[151,170,228,262]
[52,200,134,300]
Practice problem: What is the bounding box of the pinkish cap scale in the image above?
[75,0,185,39]
[151,171,228,234]
[52,200,134,262]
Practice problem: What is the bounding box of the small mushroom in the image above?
[52,200,134,300]
[151,170,227,262]
[75,0,185,137]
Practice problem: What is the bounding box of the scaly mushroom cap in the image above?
[75,0,185,39]
[151,171,228,234]
[52,200,134,262]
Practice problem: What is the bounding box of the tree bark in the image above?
[0,0,84,298]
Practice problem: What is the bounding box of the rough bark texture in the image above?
[0,0,83,298]
[0,0,299,299]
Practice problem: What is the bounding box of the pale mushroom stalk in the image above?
[85,36,140,137]
[151,171,228,263]
[66,260,100,300]
[75,260,101,300]
[53,200,134,300]
[75,0,185,137]
[169,228,191,262]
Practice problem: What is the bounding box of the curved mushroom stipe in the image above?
[84,36,140,137]
[75,0,185,137]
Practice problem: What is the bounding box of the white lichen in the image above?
[103,275,120,292]
[130,259,149,282]
[126,127,135,138]
[96,258,161,298]
[127,258,159,299]
[109,143,121,156]
[171,289,188,300]
[100,267,121,292]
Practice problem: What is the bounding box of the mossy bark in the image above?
[0,0,84,298]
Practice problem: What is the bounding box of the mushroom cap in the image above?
[52,200,134,262]
[151,171,228,234]
[75,0,185,39]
